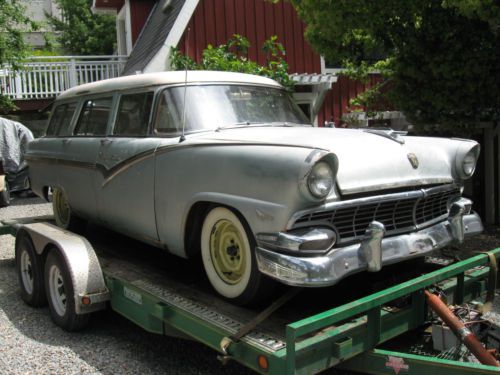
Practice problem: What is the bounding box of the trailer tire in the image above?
[200,206,275,306]
[45,249,89,331]
[52,187,86,232]
[15,233,46,307]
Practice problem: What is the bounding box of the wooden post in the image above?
[495,122,500,223]
[484,125,495,224]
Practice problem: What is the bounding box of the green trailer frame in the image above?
[1,217,499,374]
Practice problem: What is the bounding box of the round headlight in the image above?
[307,161,334,199]
[462,150,477,177]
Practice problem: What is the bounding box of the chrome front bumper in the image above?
[255,200,483,287]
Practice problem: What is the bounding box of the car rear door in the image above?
[93,91,161,243]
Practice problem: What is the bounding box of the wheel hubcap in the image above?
[49,265,66,316]
[20,250,34,294]
[210,219,246,285]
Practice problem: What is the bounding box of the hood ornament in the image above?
[407,153,419,169]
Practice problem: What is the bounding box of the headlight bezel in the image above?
[307,161,334,199]
[455,143,480,180]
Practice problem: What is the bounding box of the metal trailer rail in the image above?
[1,216,499,374]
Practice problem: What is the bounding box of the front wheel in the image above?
[200,207,275,305]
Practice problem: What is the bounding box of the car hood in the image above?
[190,126,460,195]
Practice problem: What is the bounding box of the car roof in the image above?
[57,70,282,101]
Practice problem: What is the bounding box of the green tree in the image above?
[170,35,293,90]
[0,0,38,112]
[290,0,500,135]
[47,0,116,55]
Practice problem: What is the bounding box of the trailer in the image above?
[1,215,499,374]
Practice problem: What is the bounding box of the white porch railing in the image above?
[0,55,127,100]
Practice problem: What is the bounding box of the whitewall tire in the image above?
[200,206,275,305]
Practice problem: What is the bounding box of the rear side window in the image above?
[113,92,153,136]
[46,103,77,136]
[74,97,113,136]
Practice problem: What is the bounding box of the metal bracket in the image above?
[474,250,498,312]
[218,288,302,360]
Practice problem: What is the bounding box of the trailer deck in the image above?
[1,216,499,374]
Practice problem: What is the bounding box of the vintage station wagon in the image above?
[26,71,483,304]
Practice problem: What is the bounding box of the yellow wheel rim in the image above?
[209,219,247,285]
[54,189,70,227]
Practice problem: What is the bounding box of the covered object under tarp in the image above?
[0,117,34,175]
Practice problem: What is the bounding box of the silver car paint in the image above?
[27,125,478,258]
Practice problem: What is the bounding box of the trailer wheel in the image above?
[45,249,89,331]
[15,233,46,307]
[0,178,10,207]
[52,187,85,232]
[200,207,275,305]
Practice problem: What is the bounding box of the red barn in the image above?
[92,0,384,126]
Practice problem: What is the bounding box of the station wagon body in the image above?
[26,71,483,304]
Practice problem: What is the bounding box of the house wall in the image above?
[178,0,320,75]
[129,0,156,45]
[175,0,377,126]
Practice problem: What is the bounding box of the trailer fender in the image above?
[16,222,109,314]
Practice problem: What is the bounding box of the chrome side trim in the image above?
[27,141,322,187]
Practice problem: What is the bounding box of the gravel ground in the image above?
[1,195,499,375]
[0,196,251,375]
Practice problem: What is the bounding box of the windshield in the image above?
[154,84,310,134]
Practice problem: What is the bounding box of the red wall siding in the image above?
[317,75,383,126]
[129,0,156,45]
[93,0,124,11]
[178,0,322,74]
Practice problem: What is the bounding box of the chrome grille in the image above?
[293,185,461,243]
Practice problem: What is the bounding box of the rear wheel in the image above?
[200,207,275,305]
[15,233,46,307]
[52,187,86,232]
[44,250,89,331]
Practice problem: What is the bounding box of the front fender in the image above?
[154,143,333,257]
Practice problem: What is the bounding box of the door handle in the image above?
[100,138,112,145]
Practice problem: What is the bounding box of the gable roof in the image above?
[122,0,195,75]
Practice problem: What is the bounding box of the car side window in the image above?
[46,103,77,136]
[154,89,181,134]
[74,97,113,136]
[113,92,153,136]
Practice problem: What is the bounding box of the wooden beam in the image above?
[496,123,500,223]
[484,125,495,224]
